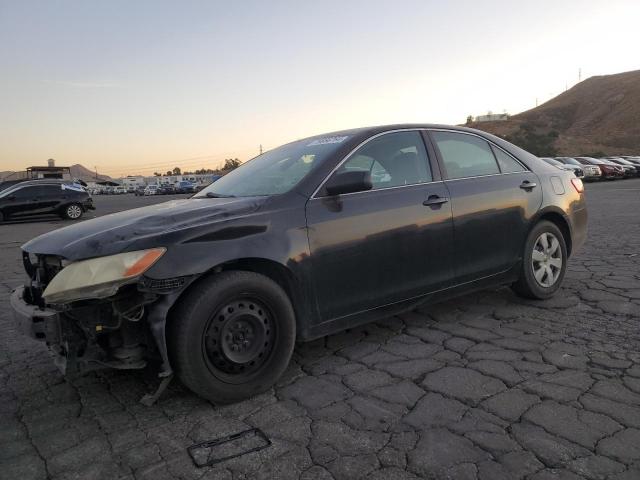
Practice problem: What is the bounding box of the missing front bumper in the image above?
[10,286,61,342]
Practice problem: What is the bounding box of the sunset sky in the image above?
[1,0,639,177]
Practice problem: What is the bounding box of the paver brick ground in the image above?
[1,181,640,479]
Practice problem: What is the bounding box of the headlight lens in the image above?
[42,248,166,304]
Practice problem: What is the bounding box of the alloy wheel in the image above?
[531,232,563,287]
[66,205,82,219]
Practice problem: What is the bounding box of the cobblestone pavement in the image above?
[1,182,640,480]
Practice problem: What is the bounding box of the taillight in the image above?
[571,178,584,193]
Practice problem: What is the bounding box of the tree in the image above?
[153,172,162,176]
[166,170,172,176]
[173,167,181,175]
[223,158,241,170]
[466,115,474,125]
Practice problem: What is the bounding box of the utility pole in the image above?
[578,68,582,82]
[259,144,263,155]
[94,166,98,181]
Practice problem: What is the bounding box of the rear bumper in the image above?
[569,206,588,255]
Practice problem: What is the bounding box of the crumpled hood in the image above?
[22,197,266,260]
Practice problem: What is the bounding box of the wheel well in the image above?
[538,212,572,256]
[163,258,305,372]
[217,258,305,328]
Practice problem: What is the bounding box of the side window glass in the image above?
[431,131,499,179]
[335,131,431,190]
[13,186,37,198]
[42,185,62,196]
[492,145,525,173]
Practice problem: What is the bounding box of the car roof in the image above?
[4,179,72,188]
[295,123,497,142]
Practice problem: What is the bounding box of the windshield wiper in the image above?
[205,192,236,198]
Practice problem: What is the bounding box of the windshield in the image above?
[194,135,350,198]
[563,158,581,165]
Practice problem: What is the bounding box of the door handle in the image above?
[423,195,449,206]
[519,181,537,190]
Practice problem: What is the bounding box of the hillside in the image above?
[68,164,111,182]
[0,164,111,182]
[468,69,640,156]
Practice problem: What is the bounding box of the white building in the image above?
[475,113,510,123]
[120,176,146,188]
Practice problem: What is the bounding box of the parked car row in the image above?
[133,181,199,196]
[539,156,640,181]
[91,186,129,195]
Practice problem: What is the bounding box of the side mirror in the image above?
[324,170,372,196]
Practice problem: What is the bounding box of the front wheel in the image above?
[62,203,84,220]
[512,220,567,299]
[168,271,296,404]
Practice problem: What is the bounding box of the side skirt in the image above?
[300,265,520,342]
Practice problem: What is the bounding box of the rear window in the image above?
[491,145,525,173]
[431,131,500,179]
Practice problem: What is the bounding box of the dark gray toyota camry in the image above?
[11,124,587,403]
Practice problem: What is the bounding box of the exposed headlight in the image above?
[42,248,166,304]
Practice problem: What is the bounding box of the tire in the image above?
[512,220,568,300]
[62,203,84,220]
[168,271,296,404]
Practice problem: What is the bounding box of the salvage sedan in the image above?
[11,124,587,404]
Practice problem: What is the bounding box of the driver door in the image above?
[306,130,455,322]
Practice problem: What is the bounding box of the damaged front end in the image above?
[11,250,189,380]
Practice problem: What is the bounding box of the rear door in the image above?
[428,130,542,283]
[306,130,455,322]
[34,185,65,214]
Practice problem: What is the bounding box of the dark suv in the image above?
[0,180,94,222]
[11,124,587,404]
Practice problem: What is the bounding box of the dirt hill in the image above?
[68,164,111,182]
[468,69,640,156]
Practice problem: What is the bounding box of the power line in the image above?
[101,158,221,174]
[97,152,246,176]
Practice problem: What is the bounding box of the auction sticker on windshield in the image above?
[307,136,349,146]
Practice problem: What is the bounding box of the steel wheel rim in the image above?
[67,205,82,218]
[203,298,275,382]
[531,232,562,287]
